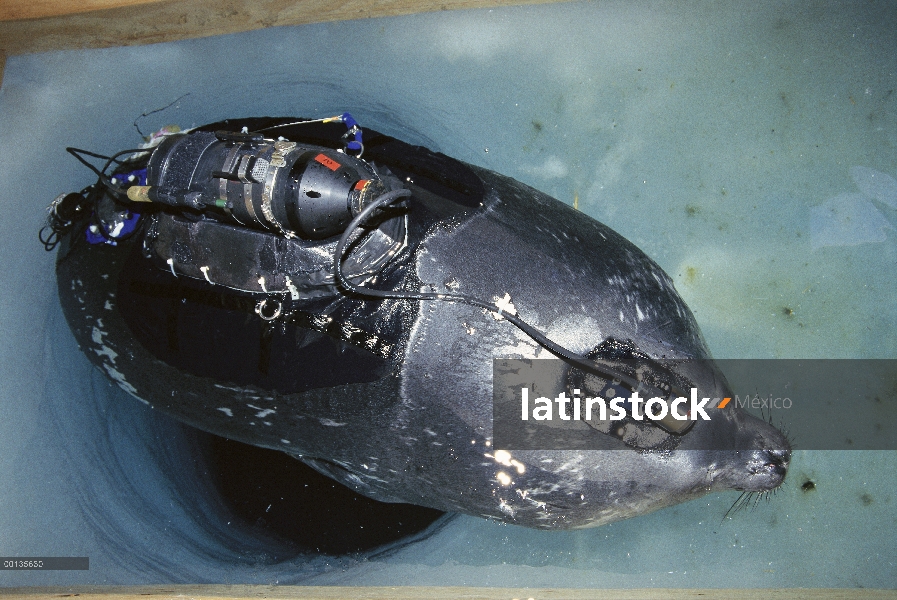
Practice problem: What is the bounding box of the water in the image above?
[0,0,895,588]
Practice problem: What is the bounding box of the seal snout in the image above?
[765,448,790,477]
[723,410,792,492]
[749,447,790,488]
[738,446,790,492]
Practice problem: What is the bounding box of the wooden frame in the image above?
[0,0,563,87]
[1,586,896,599]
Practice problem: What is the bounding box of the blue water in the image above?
[0,0,895,588]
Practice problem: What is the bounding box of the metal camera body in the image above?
[145,130,389,240]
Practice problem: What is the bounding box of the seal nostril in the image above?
[759,448,790,483]
[766,448,790,466]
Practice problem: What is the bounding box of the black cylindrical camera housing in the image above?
[144,131,387,239]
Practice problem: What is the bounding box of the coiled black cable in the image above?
[42,147,147,251]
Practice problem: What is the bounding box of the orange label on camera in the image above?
[315,154,341,171]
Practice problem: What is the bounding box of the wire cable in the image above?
[332,190,649,391]
[65,147,146,198]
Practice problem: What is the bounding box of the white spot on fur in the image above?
[247,404,275,418]
[103,364,140,399]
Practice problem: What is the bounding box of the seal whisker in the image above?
[722,491,750,522]
[778,418,796,451]
[721,485,778,524]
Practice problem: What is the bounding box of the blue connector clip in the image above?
[110,168,147,187]
[86,168,145,245]
[324,113,363,154]
[85,210,141,246]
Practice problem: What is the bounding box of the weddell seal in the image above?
[44,115,789,529]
